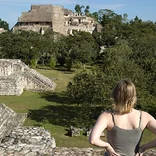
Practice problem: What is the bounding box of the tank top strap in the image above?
[139,110,142,127]
[111,112,116,126]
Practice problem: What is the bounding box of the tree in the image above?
[74,4,84,14]
[49,57,56,69]
[91,12,98,21]
[0,31,32,63]
[130,34,156,97]
[66,57,72,71]
[30,58,37,68]
[101,24,118,47]
[99,39,156,112]
[97,9,123,47]
[97,9,106,22]
[0,18,9,30]
[66,31,97,67]
[0,32,13,58]
[67,68,113,107]
[84,5,90,16]
[67,40,151,111]
[122,18,156,40]
[56,36,69,66]
[123,13,128,23]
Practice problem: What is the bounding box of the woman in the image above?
[89,79,156,156]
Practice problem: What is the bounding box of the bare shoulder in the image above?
[97,110,112,122]
[100,110,112,117]
[91,110,112,132]
[141,111,156,131]
[141,111,154,120]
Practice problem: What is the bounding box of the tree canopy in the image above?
[0,18,9,30]
[1,7,156,117]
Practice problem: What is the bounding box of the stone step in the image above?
[25,69,56,89]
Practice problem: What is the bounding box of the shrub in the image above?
[49,57,56,69]
[30,58,37,68]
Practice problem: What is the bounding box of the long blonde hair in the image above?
[112,79,137,114]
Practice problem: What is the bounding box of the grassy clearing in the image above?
[0,68,155,147]
[0,68,94,147]
[35,68,80,92]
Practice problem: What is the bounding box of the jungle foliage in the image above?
[1,8,156,123]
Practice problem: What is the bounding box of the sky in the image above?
[0,0,156,29]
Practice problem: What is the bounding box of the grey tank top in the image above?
[106,111,143,156]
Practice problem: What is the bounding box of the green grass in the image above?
[0,68,155,148]
[0,68,94,147]
[0,92,51,113]
[141,129,156,145]
[35,68,79,92]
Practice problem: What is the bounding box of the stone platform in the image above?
[0,59,56,95]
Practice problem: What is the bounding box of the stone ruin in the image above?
[0,59,56,95]
[12,4,102,35]
[0,103,56,156]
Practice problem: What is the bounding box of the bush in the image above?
[30,58,37,68]
[66,68,113,108]
[49,57,56,69]
[66,58,72,71]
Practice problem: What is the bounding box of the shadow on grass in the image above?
[28,104,102,128]
[54,66,76,73]
[64,128,71,136]
[39,92,71,104]
[30,91,103,128]
[28,105,83,127]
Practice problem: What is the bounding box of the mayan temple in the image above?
[12,4,102,35]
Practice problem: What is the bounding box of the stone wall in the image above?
[0,59,56,95]
[52,6,66,35]
[0,103,56,156]
[0,145,156,155]
[0,126,56,156]
[13,25,51,33]
[0,104,27,142]
[0,75,23,95]
[12,5,101,35]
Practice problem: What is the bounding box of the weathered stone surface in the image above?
[70,126,81,137]
[0,147,152,156]
[0,103,56,155]
[52,147,104,156]
[0,103,27,141]
[0,59,56,95]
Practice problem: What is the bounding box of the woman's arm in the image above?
[138,112,156,154]
[89,112,120,156]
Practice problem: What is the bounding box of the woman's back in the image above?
[106,109,143,156]
[107,109,142,130]
[89,79,156,156]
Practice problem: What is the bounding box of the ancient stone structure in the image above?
[0,59,56,95]
[12,4,102,35]
[0,103,56,156]
[70,126,81,137]
[0,146,156,156]
[0,103,155,155]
